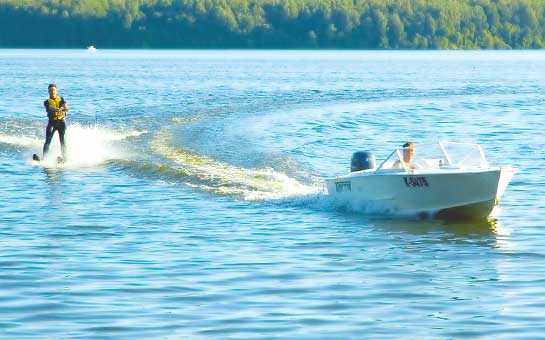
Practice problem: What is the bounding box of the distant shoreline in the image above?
[2,0,545,50]
[1,47,544,51]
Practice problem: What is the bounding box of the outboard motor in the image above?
[351,151,376,172]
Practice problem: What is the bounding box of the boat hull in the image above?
[326,169,502,219]
[435,199,496,220]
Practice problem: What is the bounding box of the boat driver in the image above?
[392,141,419,170]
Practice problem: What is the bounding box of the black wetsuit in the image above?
[43,96,67,159]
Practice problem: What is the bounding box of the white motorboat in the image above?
[325,141,516,219]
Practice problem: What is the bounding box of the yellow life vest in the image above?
[47,96,65,121]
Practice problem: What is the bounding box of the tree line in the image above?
[2,0,545,49]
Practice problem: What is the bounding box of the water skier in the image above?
[37,83,69,162]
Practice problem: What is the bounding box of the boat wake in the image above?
[151,124,321,201]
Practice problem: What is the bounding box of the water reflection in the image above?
[338,213,503,248]
[42,168,66,215]
[440,218,499,237]
[43,167,64,183]
[379,216,497,235]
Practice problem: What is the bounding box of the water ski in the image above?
[32,154,64,164]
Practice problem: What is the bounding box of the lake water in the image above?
[0,49,544,338]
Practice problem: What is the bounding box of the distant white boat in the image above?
[87,45,97,51]
[325,141,516,219]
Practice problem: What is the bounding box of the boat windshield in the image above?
[440,141,488,168]
[376,142,488,171]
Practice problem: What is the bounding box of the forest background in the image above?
[1,0,544,49]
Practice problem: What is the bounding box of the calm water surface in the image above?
[0,49,544,338]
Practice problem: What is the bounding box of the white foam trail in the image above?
[0,123,145,168]
[60,123,146,167]
[152,128,320,201]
